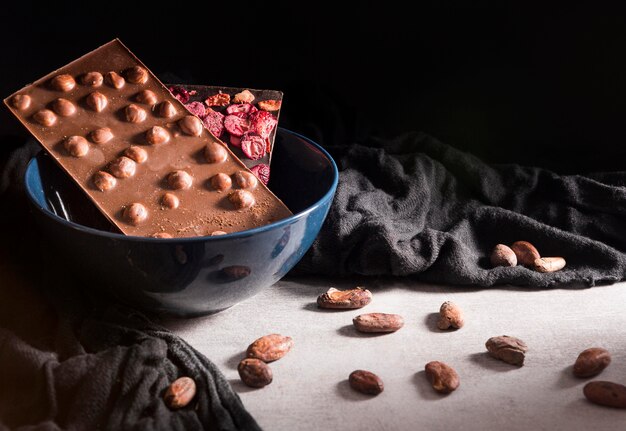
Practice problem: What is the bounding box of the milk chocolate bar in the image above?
[170,85,282,185]
[4,39,292,238]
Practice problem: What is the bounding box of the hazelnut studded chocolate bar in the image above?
[4,39,292,238]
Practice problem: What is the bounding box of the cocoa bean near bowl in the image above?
[163,377,196,409]
[317,287,372,309]
[353,313,404,333]
[510,241,541,266]
[425,361,460,394]
[583,381,626,409]
[24,129,339,316]
[238,358,273,388]
[573,348,611,378]
[349,370,384,395]
[485,335,528,366]
[247,334,294,362]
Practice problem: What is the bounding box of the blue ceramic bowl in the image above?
[25,128,338,316]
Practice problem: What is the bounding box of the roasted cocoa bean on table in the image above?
[437,301,464,330]
[573,348,611,378]
[425,361,460,394]
[486,335,528,366]
[238,358,273,388]
[317,287,372,309]
[247,334,294,362]
[348,370,384,395]
[353,313,404,333]
[583,381,626,409]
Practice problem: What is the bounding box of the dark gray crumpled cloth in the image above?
[295,132,626,287]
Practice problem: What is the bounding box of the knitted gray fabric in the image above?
[295,132,626,287]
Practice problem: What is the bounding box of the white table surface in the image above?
[163,277,626,431]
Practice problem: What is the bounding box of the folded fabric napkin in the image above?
[295,132,626,287]
[0,140,260,431]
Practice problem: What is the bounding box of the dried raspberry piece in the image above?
[226,103,257,115]
[250,164,270,185]
[230,134,241,147]
[258,99,282,111]
[184,101,206,117]
[249,110,277,139]
[205,92,230,107]
[266,137,272,154]
[202,109,225,138]
[240,133,266,160]
[224,114,251,137]
[169,86,191,104]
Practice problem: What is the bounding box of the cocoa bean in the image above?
[510,241,541,266]
[163,377,196,409]
[533,257,566,273]
[583,381,626,409]
[238,358,273,388]
[352,313,404,333]
[317,287,372,309]
[574,348,611,378]
[437,301,464,330]
[425,361,460,394]
[490,244,517,267]
[486,335,528,366]
[246,334,293,362]
[348,370,384,395]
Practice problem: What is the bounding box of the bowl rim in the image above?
[24,127,339,242]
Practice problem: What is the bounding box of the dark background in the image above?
[2,3,626,174]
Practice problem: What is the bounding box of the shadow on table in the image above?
[228,378,259,394]
[334,380,378,401]
[336,325,394,338]
[555,365,584,389]
[468,352,521,372]
[414,371,448,401]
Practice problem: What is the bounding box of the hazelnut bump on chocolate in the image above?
[10,94,31,110]
[105,71,125,89]
[135,90,158,105]
[123,203,148,225]
[210,173,232,192]
[145,126,170,145]
[229,190,255,209]
[124,66,149,84]
[107,156,136,179]
[80,72,103,87]
[178,115,203,136]
[152,232,173,238]
[204,142,228,163]
[86,92,108,112]
[234,171,258,189]
[50,74,75,92]
[63,136,89,158]
[51,98,76,117]
[89,127,114,144]
[168,170,193,190]
[124,146,148,164]
[33,109,57,127]
[158,101,176,118]
[161,193,180,209]
[125,104,147,123]
[93,171,117,191]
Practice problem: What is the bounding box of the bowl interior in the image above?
[28,128,337,232]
